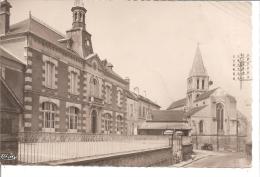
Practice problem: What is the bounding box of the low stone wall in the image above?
[192,135,247,152]
[51,147,173,167]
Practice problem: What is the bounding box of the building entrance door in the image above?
[91,110,97,133]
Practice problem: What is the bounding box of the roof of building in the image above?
[185,105,207,117]
[0,47,24,65]
[189,45,208,77]
[167,98,186,110]
[0,77,23,110]
[138,95,161,108]
[8,16,79,57]
[7,15,128,84]
[149,110,187,122]
[125,90,138,100]
[227,94,237,103]
[194,88,218,102]
[139,122,191,130]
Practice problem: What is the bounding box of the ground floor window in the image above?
[42,102,56,131]
[68,107,79,131]
[102,113,112,134]
[116,115,124,134]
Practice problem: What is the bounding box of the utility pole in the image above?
[217,116,219,151]
[232,53,251,90]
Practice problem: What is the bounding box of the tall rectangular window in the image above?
[105,86,111,104]
[45,61,55,88]
[130,104,133,117]
[70,71,78,94]
[197,79,200,89]
[117,90,122,107]
[202,79,205,90]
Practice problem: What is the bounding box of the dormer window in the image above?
[92,61,97,70]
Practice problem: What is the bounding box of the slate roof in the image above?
[194,88,218,102]
[0,47,24,65]
[7,15,128,84]
[0,77,23,110]
[149,110,186,122]
[189,45,208,77]
[185,105,207,117]
[138,95,160,108]
[167,98,186,110]
[8,16,79,56]
[125,90,138,100]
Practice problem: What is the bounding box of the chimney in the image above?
[125,77,130,90]
[0,0,12,35]
[134,87,139,95]
[107,63,113,70]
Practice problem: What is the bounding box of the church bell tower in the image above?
[187,44,209,108]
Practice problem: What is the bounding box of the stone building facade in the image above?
[126,90,161,135]
[0,0,134,135]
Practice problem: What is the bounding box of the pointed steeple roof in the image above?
[189,44,208,77]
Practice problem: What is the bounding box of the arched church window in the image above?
[199,120,203,133]
[197,79,200,89]
[216,103,224,131]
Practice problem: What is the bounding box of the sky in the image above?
[8,0,252,117]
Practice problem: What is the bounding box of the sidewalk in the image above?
[171,150,217,167]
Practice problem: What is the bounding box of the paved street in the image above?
[184,151,251,168]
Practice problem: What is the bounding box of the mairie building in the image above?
[0,0,159,135]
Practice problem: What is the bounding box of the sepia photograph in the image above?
[0,0,258,174]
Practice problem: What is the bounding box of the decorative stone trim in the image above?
[116,112,124,117]
[25,77,32,82]
[24,97,32,102]
[24,85,32,90]
[25,68,32,74]
[24,114,32,119]
[24,105,32,111]
[103,110,113,115]
[65,102,81,109]
[24,122,32,127]
[105,82,112,87]
[39,96,60,107]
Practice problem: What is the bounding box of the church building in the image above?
[167,45,248,151]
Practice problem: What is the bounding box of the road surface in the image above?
[185,151,251,168]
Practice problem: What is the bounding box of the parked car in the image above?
[201,143,213,151]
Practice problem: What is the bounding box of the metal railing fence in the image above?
[17,132,171,164]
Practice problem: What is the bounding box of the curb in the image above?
[172,154,212,167]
